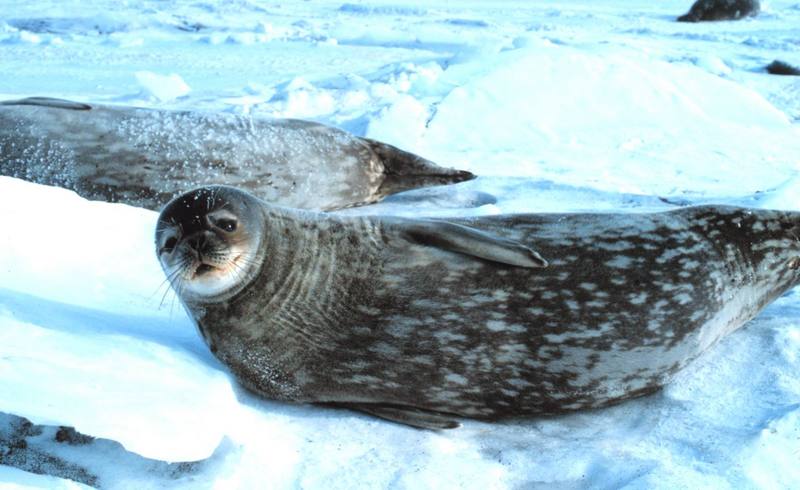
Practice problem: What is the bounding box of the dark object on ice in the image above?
[0,97,474,211]
[55,426,95,445]
[677,0,760,22]
[156,185,800,429]
[0,411,216,487]
[0,415,97,487]
[766,60,800,76]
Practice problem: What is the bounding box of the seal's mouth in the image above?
[188,253,244,280]
[195,263,215,277]
[156,227,259,301]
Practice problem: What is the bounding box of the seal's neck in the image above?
[232,206,383,343]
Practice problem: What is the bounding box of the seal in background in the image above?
[677,0,759,22]
[0,97,473,211]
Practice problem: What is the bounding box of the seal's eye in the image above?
[213,218,238,233]
[163,236,178,253]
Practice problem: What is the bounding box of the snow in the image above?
[0,465,91,489]
[1,0,800,488]
[0,179,237,463]
[134,72,191,102]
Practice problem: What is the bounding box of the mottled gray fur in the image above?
[0,97,472,211]
[157,187,800,428]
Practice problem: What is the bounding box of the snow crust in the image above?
[1,0,799,488]
[0,465,91,489]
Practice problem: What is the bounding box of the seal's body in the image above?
[156,186,800,428]
[678,0,759,22]
[0,97,472,211]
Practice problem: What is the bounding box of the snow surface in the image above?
[1,0,800,488]
[0,465,91,490]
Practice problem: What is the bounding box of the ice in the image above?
[418,42,800,196]
[0,314,236,462]
[2,0,800,488]
[134,72,191,103]
[0,465,91,489]
[366,95,430,153]
[0,178,236,462]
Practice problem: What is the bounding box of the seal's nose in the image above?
[183,232,218,275]
[187,234,205,252]
[186,231,214,254]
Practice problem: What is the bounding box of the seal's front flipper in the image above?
[328,403,461,430]
[0,97,92,111]
[400,220,547,268]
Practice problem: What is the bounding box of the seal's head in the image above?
[155,186,266,302]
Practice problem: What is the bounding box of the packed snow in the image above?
[1,0,800,488]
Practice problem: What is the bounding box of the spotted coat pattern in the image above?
[187,204,800,420]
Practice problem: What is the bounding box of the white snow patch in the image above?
[134,71,191,102]
[0,465,91,489]
[366,95,430,153]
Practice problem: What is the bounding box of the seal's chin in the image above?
[190,254,240,279]
[180,253,250,300]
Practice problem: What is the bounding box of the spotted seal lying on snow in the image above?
[155,185,800,429]
[677,0,759,22]
[0,97,472,211]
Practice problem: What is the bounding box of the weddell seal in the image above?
[155,186,800,429]
[0,97,472,211]
[677,0,759,22]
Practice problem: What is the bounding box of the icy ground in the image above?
[1,0,800,488]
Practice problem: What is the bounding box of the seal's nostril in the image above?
[163,237,177,253]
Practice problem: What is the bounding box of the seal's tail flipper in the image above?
[1,97,92,111]
[366,138,475,199]
[326,402,462,430]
